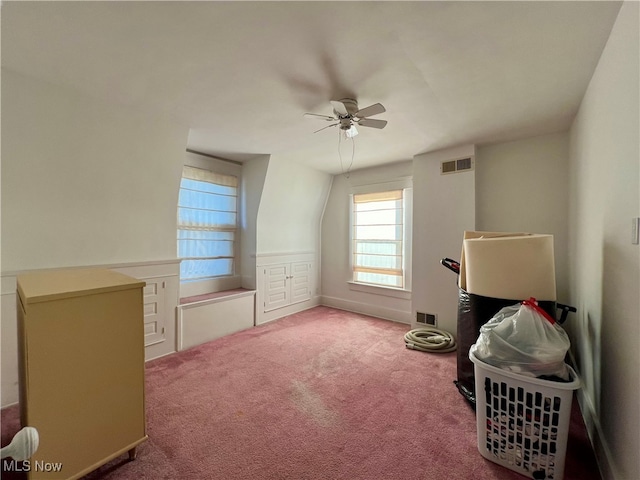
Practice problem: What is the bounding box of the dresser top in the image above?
[17,268,145,304]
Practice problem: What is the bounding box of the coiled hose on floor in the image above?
[404,328,457,353]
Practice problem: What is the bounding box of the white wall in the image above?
[412,145,476,334]
[1,69,187,271]
[1,69,189,407]
[254,155,332,323]
[475,132,570,301]
[567,3,639,479]
[256,155,331,256]
[240,154,269,290]
[321,161,414,323]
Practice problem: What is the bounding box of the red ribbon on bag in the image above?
[521,297,556,325]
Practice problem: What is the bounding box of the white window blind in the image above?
[177,166,238,282]
[352,189,404,288]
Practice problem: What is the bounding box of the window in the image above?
[351,189,410,289]
[177,165,238,283]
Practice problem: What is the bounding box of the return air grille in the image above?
[416,312,437,326]
[441,157,474,175]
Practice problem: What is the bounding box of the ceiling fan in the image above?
[304,98,387,138]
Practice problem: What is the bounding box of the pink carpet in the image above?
[2,306,600,479]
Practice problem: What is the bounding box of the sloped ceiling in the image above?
[1,1,622,174]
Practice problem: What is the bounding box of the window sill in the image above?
[179,275,242,298]
[347,281,411,300]
[179,288,256,307]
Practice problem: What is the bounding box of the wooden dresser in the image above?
[17,268,147,479]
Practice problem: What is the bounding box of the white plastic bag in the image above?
[470,298,571,381]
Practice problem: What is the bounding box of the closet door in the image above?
[263,264,290,312]
[290,262,312,305]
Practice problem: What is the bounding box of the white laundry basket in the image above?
[469,351,580,480]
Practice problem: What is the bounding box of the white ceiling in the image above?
[1,1,622,174]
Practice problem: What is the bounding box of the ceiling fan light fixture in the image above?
[344,124,358,138]
[305,99,386,139]
[304,98,385,176]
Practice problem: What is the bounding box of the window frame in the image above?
[348,179,412,297]
[178,152,242,298]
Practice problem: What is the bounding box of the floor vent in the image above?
[416,312,437,326]
[441,157,474,175]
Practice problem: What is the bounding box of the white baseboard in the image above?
[319,295,412,324]
[576,387,617,480]
[566,350,616,480]
[256,297,320,325]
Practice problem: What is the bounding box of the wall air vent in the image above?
[441,160,456,174]
[441,157,474,175]
[416,312,437,326]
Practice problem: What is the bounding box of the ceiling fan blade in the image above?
[355,103,386,118]
[357,118,387,129]
[304,112,336,121]
[330,100,349,116]
[314,123,338,134]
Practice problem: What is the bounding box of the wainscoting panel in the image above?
[255,252,318,325]
[177,290,255,351]
[1,259,179,408]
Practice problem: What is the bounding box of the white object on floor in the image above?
[0,427,39,461]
